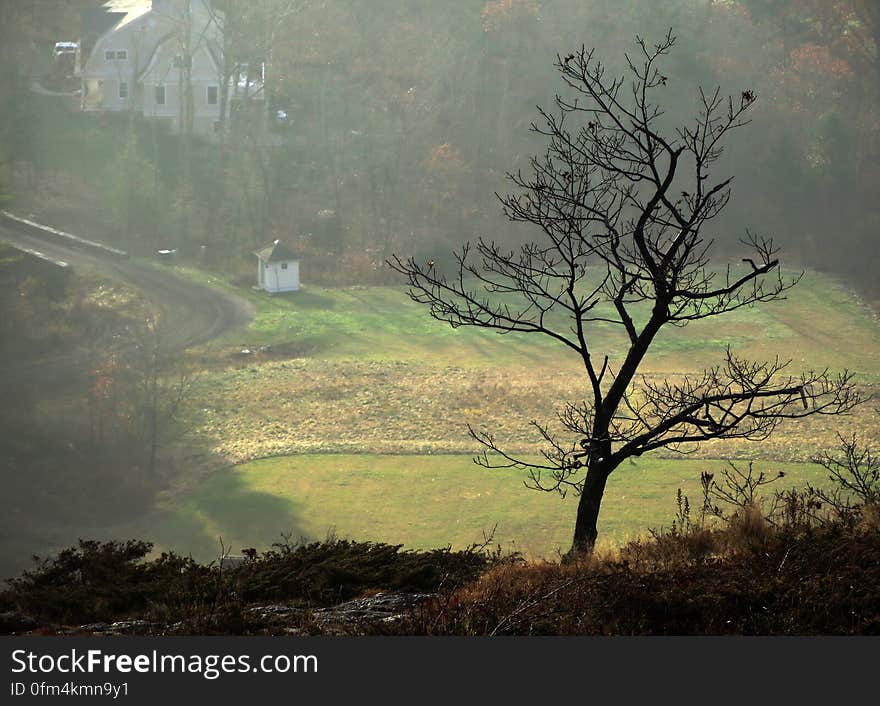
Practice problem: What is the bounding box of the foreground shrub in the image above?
[233,537,497,606]
[1,540,207,624]
[0,538,499,630]
[412,517,880,635]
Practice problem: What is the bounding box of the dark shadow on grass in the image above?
[0,415,166,577]
[0,410,309,576]
[0,342,305,578]
[175,468,308,562]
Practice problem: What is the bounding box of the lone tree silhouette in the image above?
[389,33,861,557]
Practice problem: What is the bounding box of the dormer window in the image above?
[105,49,127,61]
[116,50,127,61]
[105,50,115,61]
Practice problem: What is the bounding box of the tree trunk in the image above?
[566,441,615,560]
[568,463,611,557]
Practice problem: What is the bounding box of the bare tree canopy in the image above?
[389,32,863,556]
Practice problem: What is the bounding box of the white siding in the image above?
[140,42,222,126]
[80,0,224,135]
[261,260,299,293]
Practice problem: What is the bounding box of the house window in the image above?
[207,85,218,105]
[105,50,115,60]
[116,49,127,61]
[155,85,166,105]
[281,262,288,270]
[119,81,128,99]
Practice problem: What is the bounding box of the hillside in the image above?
[1,256,873,571]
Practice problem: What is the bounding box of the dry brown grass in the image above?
[184,358,880,465]
[408,509,880,635]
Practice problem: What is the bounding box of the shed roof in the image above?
[255,240,299,263]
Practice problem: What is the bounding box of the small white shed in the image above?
[255,240,300,293]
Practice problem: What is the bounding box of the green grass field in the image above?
[174,267,879,465]
[125,454,833,561]
[3,264,875,575]
[101,267,880,564]
[184,266,880,375]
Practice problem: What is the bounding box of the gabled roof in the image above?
[82,8,127,39]
[89,1,151,35]
[109,1,152,30]
[255,240,299,263]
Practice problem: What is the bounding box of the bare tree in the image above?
[810,433,880,513]
[130,316,192,476]
[207,0,307,139]
[389,33,862,557]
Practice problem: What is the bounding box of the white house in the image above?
[77,0,264,137]
[255,240,300,293]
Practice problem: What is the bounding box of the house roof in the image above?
[94,1,151,33]
[82,8,127,39]
[104,0,150,9]
[82,1,150,60]
[255,240,300,263]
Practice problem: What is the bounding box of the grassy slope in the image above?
[0,258,868,572]
[173,268,879,464]
[125,454,827,561]
[6,265,871,570]
[184,266,880,375]
[101,266,877,563]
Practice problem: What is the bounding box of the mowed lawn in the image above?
[187,267,880,375]
[135,266,880,562]
[181,267,879,464]
[137,454,830,562]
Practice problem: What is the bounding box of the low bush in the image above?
[0,537,500,631]
[233,537,498,606]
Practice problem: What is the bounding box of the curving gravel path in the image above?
[0,212,253,383]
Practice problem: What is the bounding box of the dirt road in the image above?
[0,212,253,382]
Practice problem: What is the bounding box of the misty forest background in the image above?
[2,0,879,289]
[1,0,879,585]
